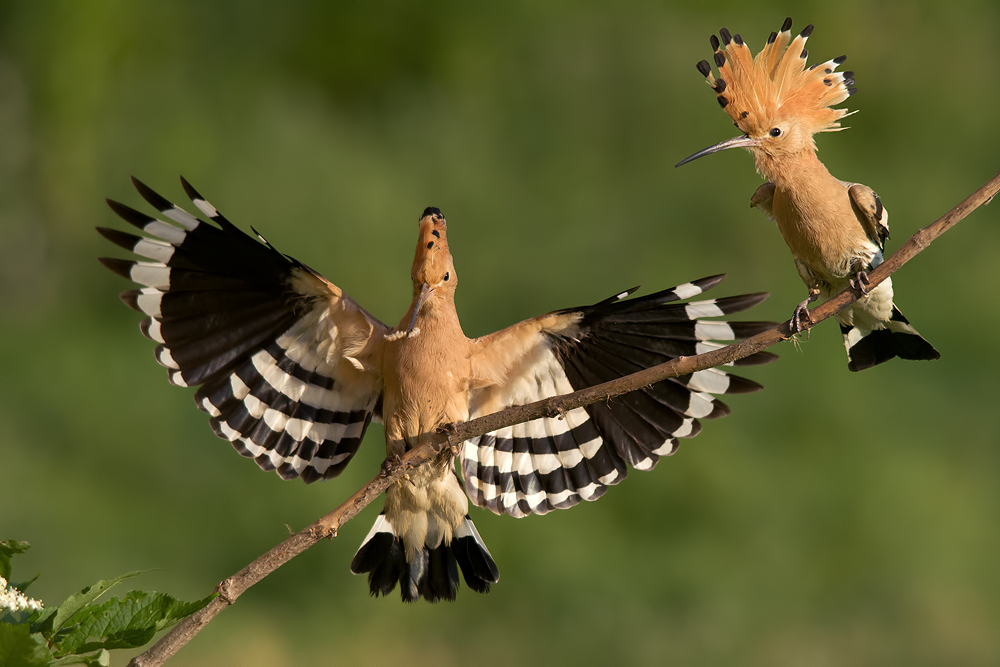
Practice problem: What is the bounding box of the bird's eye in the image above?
[769,127,782,137]
[443,272,450,281]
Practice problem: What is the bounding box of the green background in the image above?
[2,2,998,665]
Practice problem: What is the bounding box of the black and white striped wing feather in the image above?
[99,177,387,483]
[463,275,775,518]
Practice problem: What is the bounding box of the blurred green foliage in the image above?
[1,1,998,665]
[1,541,213,666]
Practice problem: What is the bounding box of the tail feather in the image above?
[421,547,459,602]
[452,517,500,593]
[350,512,498,602]
[350,514,402,597]
[841,306,940,372]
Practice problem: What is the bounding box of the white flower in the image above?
[0,575,44,613]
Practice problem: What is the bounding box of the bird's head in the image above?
[676,18,856,180]
[406,207,456,330]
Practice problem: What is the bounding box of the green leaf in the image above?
[0,622,53,667]
[50,570,148,634]
[28,607,58,637]
[55,590,214,655]
[11,573,41,595]
[49,649,110,666]
[0,541,31,581]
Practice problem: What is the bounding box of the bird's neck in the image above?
[385,290,469,450]
[755,148,835,194]
[405,292,462,335]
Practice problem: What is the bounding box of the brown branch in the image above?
[129,170,1000,667]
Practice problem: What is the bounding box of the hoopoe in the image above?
[677,17,939,371]
[99,177,776,602]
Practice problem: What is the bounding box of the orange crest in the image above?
[697,18,856,137]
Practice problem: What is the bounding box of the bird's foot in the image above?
[380,454,403,478]
[849,270,870,297]
[436,422,461,455]
[436,421,458,437]
[790,299,814,336]
[544,405,568,420]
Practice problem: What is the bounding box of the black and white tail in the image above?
[841,306,940,372]
[350,512,499,603]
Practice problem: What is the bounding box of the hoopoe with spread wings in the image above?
[99,177,776,602]
[677,17,939,371]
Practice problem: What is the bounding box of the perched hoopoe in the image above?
[99,177,776,602]
[677,17,939,371]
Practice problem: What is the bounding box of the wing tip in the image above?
[180,175,202,202]
[118,289,143,312]
[106,198,154,227]
[98,256,133,280]
[130,175,174,213]
[96,226,140,252]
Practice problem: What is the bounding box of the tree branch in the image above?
[128,170,1000,667]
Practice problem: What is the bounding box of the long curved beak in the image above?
[675,135,758,167]
[406,282,432,333]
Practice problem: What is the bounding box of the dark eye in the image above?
[443,272,450,281]
[769,127,782,137]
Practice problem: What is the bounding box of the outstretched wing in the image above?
[98,177,387,483]
[463,275,775,517]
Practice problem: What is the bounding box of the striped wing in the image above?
[99,177,387,483]
[462,275,776,517]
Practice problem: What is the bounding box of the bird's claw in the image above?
[436,421,459,437]
[436,422,461,455]
[849,271,870,296]
[790,300,814,336]
[544,405,568,420]
[380,454,403,478]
